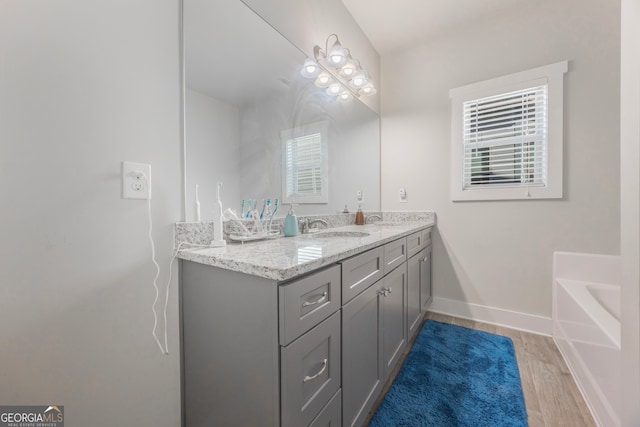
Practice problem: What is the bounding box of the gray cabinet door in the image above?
[420,245,432,311]
[342,282,383,427]
[281,311,341,427]
[407,252,422,339]
[381,264,407,381]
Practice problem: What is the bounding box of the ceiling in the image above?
[341,0,529,55]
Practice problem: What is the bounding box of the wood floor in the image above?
[365,312,596,427]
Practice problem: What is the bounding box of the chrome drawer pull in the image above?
[302,291,328,307]
[303,358,328,383]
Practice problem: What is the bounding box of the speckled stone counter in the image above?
[176,212,435,281]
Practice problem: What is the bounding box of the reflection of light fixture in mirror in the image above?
[349,70,370,89]
[300,34,376,101]
[337,90,354,102]
[360,82,377,96]
[314,72,332,88]
[300,58,320,78]
[326,82,343,96]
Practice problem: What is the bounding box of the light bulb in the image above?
[326,40,347,67]
[314,72,333,88]
[340,59,357,77]
[360,83,377,96]
[337,90,353,102]
[300,58,320,78]
[349,70,370,89]
[326,83,342,96]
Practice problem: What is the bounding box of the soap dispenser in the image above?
[284,204,299,237]
[355,204,365,225]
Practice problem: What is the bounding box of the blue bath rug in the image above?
[369,320,528,427]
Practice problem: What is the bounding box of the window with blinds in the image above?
[463,85,547,189]
[449,61,566,201]
[284,133,323,196]
[281,121,329,204]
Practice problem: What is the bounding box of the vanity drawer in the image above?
[281,311,341,427]
[383,237,407,274]
[341,246,384,304]
[407,229,427,258]
[279,264,341,346]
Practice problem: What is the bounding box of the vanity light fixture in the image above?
[299,34,376,101]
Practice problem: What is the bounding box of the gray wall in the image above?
[0,1,182,426]
[380,0,621,322]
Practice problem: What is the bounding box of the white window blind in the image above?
[284,133,323,197]
[463,85,548,189]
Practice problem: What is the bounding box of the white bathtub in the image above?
[553,252,621,427]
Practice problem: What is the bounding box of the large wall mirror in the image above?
[183,0,380,220]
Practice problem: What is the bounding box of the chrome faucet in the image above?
[365,214,382,224]
[300,218,329,234]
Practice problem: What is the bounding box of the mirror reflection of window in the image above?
[281,121,329,204]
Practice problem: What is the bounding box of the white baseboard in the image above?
[428,296,553,336]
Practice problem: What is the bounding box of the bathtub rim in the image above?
[555,278,621,349]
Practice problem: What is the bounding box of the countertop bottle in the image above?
[355,205,365,225]
[284,205,298,236]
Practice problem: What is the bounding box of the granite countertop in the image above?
[177,218,434,281]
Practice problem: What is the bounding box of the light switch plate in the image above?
[122,161,151,199]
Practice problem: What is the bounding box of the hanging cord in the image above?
[136,170,213,355]
[146,196,169,355]
[146,204,212,354]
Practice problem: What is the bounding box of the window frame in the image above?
[449,61,568,201]
[281,121,329,204]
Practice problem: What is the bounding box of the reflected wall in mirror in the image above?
[183,0,380,220]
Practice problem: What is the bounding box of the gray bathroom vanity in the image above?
[178,216,434,427]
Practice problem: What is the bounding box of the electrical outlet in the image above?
[356,189,364,202]
[122,161,151,199]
